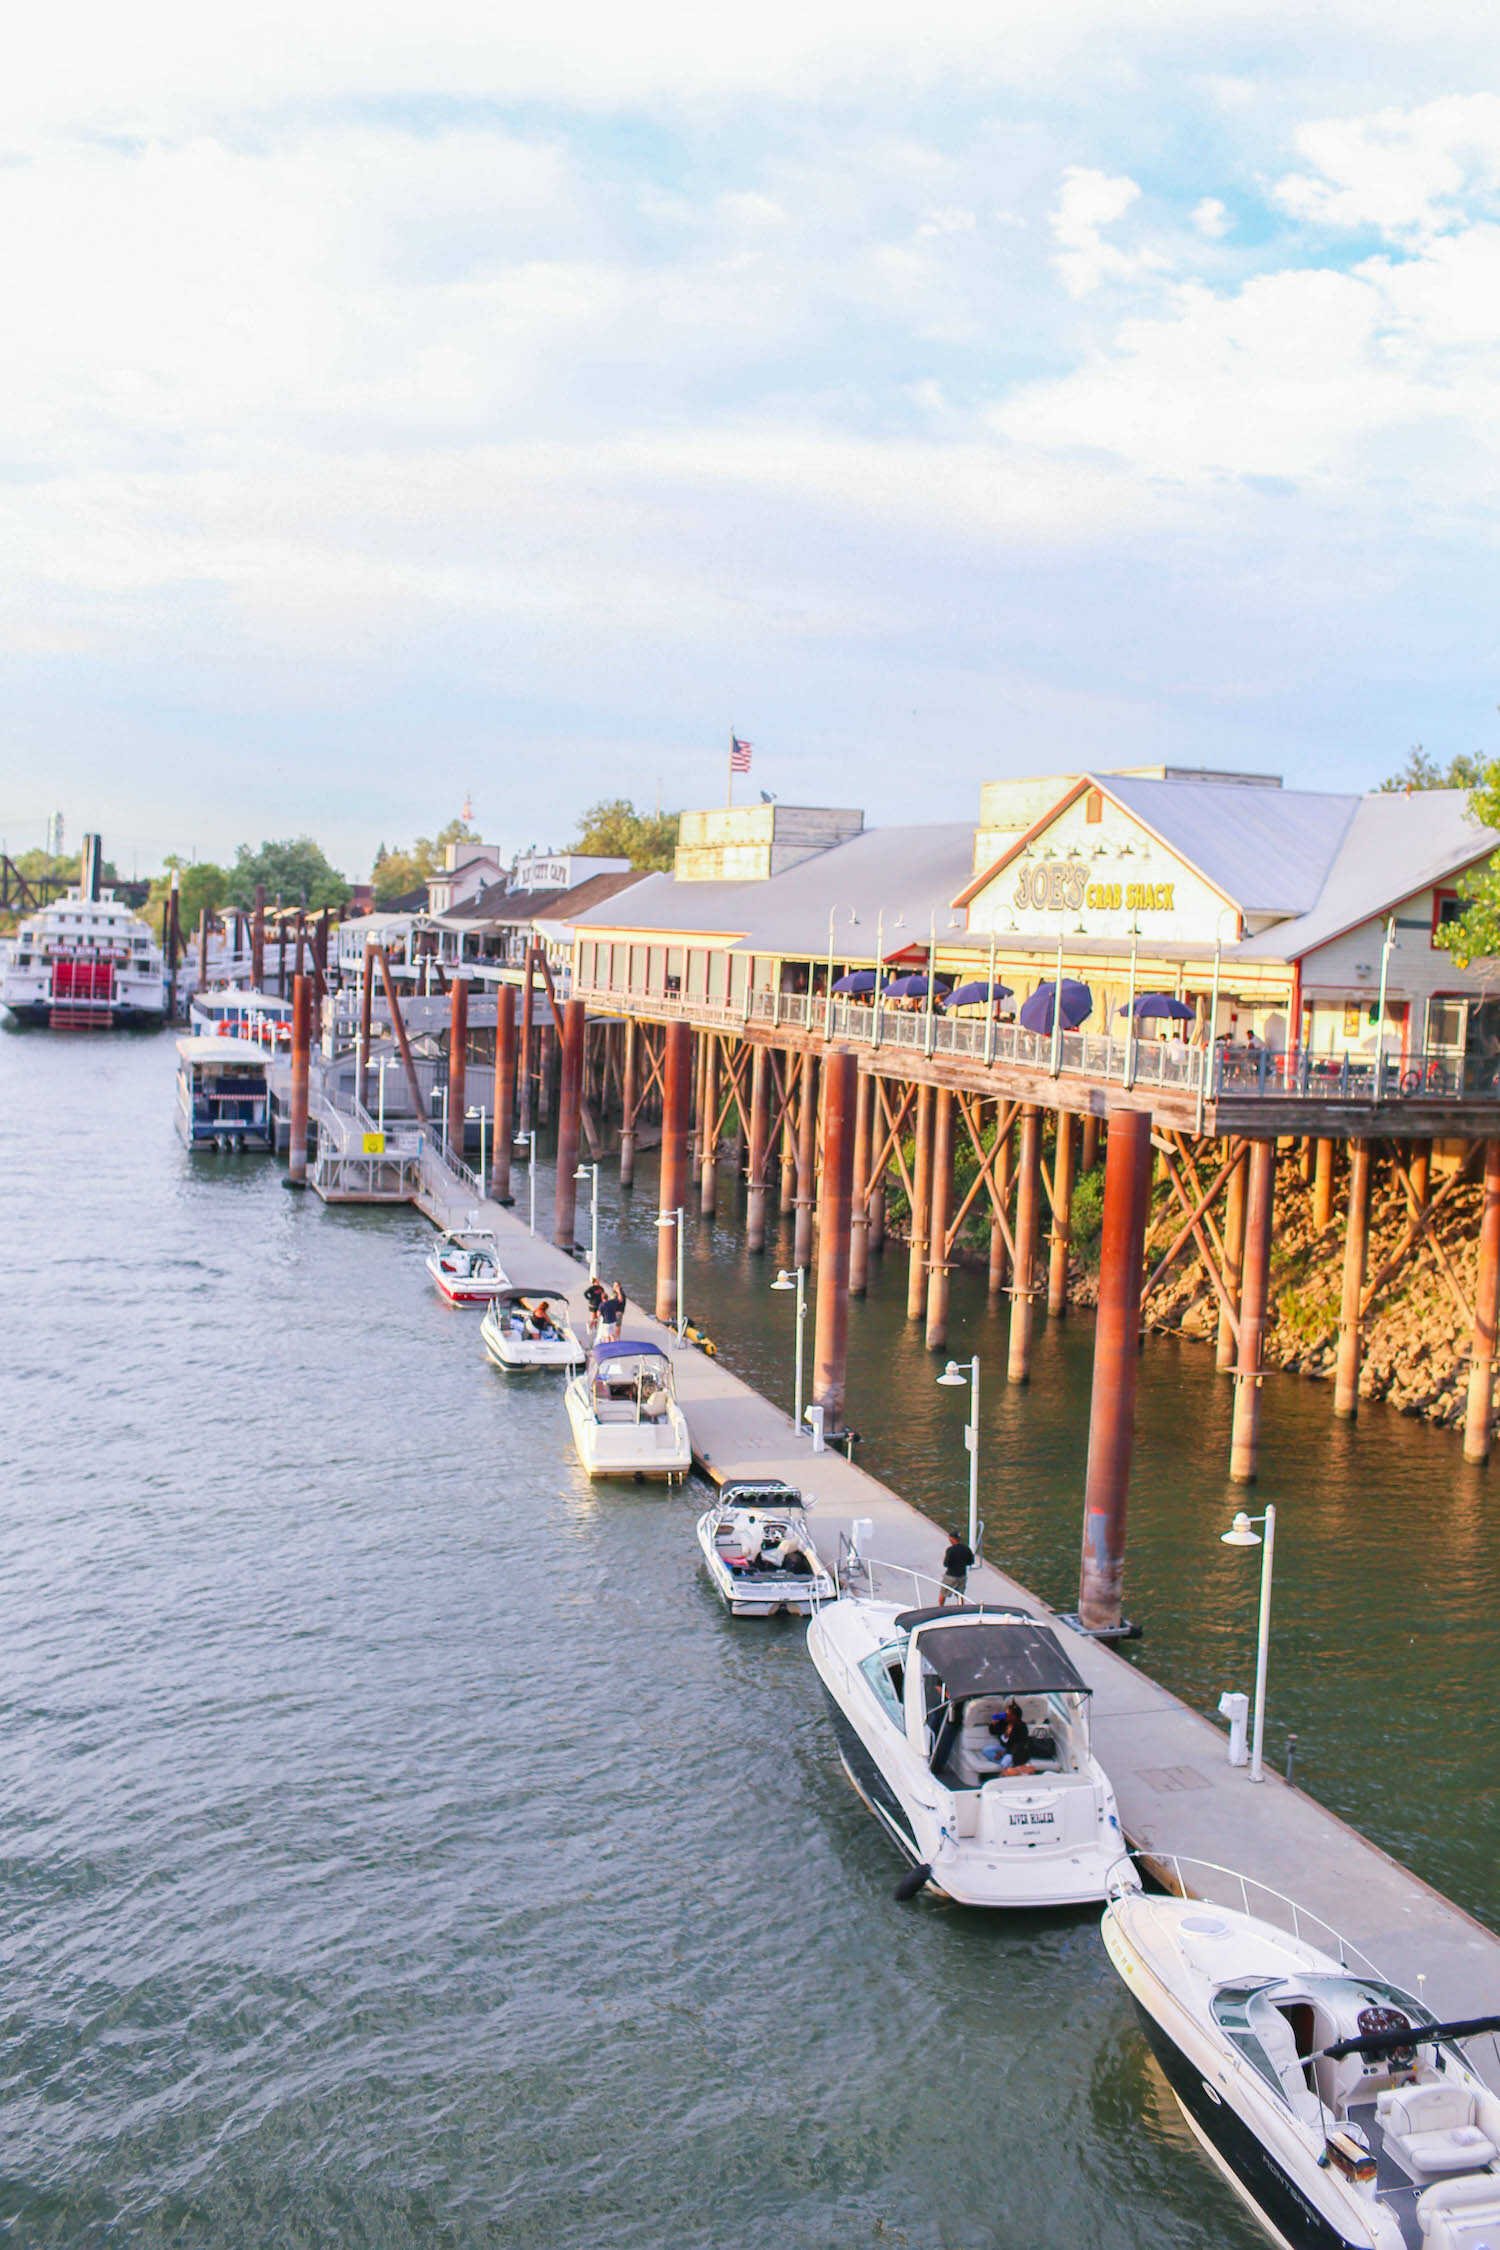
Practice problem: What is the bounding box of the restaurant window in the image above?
[1432,890,1465,944]
[1086,789,1103,824]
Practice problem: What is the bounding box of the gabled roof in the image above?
[545,869,651,921]
[956,772,1360,920]
[1235,791,1500,960]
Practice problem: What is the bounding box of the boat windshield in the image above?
[1211,1982,1292,2102]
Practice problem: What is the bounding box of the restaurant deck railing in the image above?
[573,974,1500,1108]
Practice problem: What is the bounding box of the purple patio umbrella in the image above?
[1019,978,1093,1034]
[1116,992,1194,1022]
[887,972,952,998]
[941,979,1014,1008]
[831,969,880,994]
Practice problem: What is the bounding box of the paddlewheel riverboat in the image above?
[1,877,165,1029]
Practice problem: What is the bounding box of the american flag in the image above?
[730,734,753,774]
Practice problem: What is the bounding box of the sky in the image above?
[3,0,1500,878]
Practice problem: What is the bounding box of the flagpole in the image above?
[727,730,734,809]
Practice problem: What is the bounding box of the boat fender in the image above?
[894,1863,931,1902]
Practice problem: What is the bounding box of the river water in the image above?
[2,1029,1494,2249]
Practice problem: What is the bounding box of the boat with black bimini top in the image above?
[480,1287,585,1371]
[696,1480,834,1616]
[425,1228,510,1307]
[1101,1858,1500,2250]
[564,1339,691,1483]
[805,1557,1136,1908]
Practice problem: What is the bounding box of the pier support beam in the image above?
[251,883,266,991]
[699,1037,718,1218]
[906,1083,934,1322]
[359,941,376,1111]
[849,1070,873,1296]
[656,1020,692,1328]
[746,1045,771,1254]
[1008,1105,1042,1383]
[1464,1138,1500,1463]
[925,1088,954,1350]
[1229,1139,1277,1483]
[447,974,468,1163]
[1077,1108,1153,1632]
[989,1117,1013,1300]
[794,1053,818,1270]
[1048,1110,1075,1318]
[553,997,584,1247]
[812,1048,856,1433]
[491,988,516,1203]
[286,973,311,1189]
[779,1061,797,1215]
[1334,1142,1371,1418]
[1216,1146,1246,1373]
[618,1019,639,1188]
[1080,1114,1100,1175]
[1312,1138,1335,1232]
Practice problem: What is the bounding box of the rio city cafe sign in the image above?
[1013,857,1175,915]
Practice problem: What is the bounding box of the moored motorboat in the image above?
[174,1036,274,1149]
[480,1287,585,1370]
[696,1480,834,1615]
[563,1339,691,1482]
[1101,1863,1500,2250]
[425,1229,510,1306]
[806,1590,1135,1907]
[187,986,294,1047]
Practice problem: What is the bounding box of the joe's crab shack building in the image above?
[477,764,1500,1632]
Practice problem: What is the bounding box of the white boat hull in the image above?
[480,1305,584,1369]
[695,1510,834,1615]
[564,1376,691,1481]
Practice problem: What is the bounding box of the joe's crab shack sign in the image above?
[959,790,1233,946]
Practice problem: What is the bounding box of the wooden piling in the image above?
[619,1019,639,1188]
[907,1083,934,1322]
[656,1020,692,1326]
[849,1069,873,1296]
[924,1089,955,1350]
[1076,1108,1153,1631]
[1047,1110,1075,1318]
[285,973,311,1188]
[1409,1141,1430,1208]
[1463,1138,1500,1462]
[197,906,209,994]
[251,883,266,990]
[1312,1138,1335,1232]
[447,974,468,1162]
[1080,1113,1100,1175]
[1334,1141,1371,1418]
[779,1059,798,1215]
[812,1048,856,1431]
[491,986,516,1202]
[1008,1104,1042,1383]
[746,1044,770,1253]
[1216,1145,1246,1372]
[794,1052,819,1270]
[989,1116,1013,1299]
[518,942,536,1136]
[553,997,584,1247]
[699,1036,718,1218]
[1229,1139,1277,1483]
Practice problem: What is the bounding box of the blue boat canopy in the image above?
[593,1338,667,1363]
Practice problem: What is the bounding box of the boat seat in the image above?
[1416,2174,1500,2247]
[1258,2010,1323,2127]
[1378,2086,1499,2178]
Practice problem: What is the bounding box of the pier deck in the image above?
[414,1151,1499,2054]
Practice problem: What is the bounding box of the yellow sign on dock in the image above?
[362,1131,386,1154]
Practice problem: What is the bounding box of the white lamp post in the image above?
[574,1160,600,1274]
[1221,1504,1277,1784]
[376,1056,392,1132]
[771,1266,808,1431]
[478,1106,488,1190]
[656,1207,686,1342]
[514,1130,536,1233]
[936,1356,981,1555]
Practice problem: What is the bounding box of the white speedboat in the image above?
[564,1339,691,1483]
[425,1229,510,1307]
[1102,1868,1500,2250]
[480,1287,585,1370]
[696,1480,834,1616]
[805,1595,1135,1907]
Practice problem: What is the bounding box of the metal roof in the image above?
[1101,775,1361,917]
[1235,790,1500,960]
[572,823,977,956]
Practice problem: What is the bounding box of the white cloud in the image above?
[1274,93,1500,239]
[1050,166,1143,296]
[1192,196,1232,238]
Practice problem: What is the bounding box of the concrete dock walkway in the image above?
[414,1152,1499,2051]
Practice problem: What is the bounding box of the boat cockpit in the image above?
[709,1486,816,1581]
[862,1606,1094,1785]
[586,1340,677,1422]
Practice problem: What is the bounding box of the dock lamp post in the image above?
[513,1130,536,1234]
[1221,1504,1277,1785]
[657,1207,687,1343]
[770,1266,808,1433]
[574,1160,600,1275]
[477,1106,488,1191]
[936,1356,982,1556]
[376,1056,393,1132]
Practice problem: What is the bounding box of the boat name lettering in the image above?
[1007,1810,1057,1828]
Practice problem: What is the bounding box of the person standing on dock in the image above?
[584,1276,606,1341]
[939,1529,974,1606]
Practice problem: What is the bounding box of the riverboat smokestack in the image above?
[81,833,102,901]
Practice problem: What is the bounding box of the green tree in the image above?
[1434,760,1500,967]
[140,856,229,931]
[571,797,679,871]
[369,817,480,905]
[227,837,350,910]
[1380,745,1485,792]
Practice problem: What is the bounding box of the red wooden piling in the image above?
[619,1019,639,1188]
[1008,1105,1042,1383]
[1076,1108,1153,1631]
[1334,1141,1371,1418]
[447,975,468,1163]
[1464,1138,1500,1462]
[925,1088,954,1350]
[553,997,585,1246]
[656,1020,692,1326]
[746,1044,770,1253]
[1229,1139,1277,1483]
[794,1052,819,1269]
[812,1048,857,1430]
[849,1069,873,1296]
[491,985,516,1202]
[1047,1110,1075,1318]
[286,973,311,1189]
